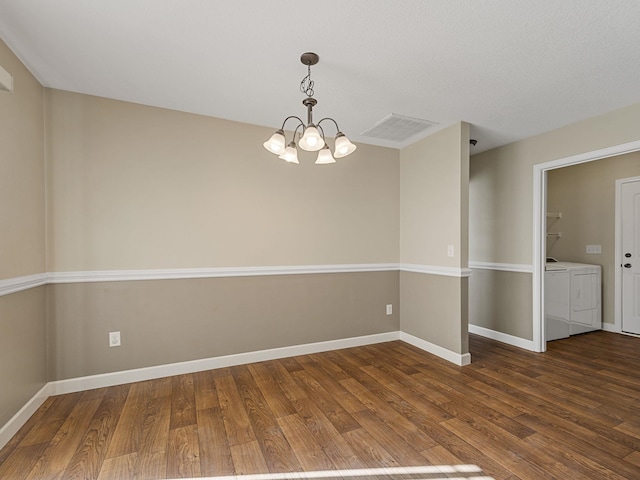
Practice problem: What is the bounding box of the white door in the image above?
[621,180,640,334]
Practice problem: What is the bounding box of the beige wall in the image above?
[469,269,533,340]
[45,89,399,271]
[547,151,640,325]
[40,89,403,381]
[400,123,469,267]
[0,289,47,427]
[47,272,399,380]
[399,123,470,355]
[0,41,45,279]
[400,273,468,354]
[470,102,640,339]
[0,39,47,427]
[471,103,640,266]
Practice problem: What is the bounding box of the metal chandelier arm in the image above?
[316,117,341,134]
[279,115,305,131]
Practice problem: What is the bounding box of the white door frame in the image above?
[616,175,640,335]
[533,140,640,352]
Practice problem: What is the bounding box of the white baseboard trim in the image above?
[2,329,477,450]
[49,331,401,396]
[601,322,620,333]
[399,332,471,366]
[603,322,640,338]
[469,324,537,351]
[0,383,51,451]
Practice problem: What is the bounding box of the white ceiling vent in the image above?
[361,114,438,143]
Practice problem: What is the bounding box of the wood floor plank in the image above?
[351,409,429,466]
[24,397,102,480]
[60,384,130,480]
[229,440,268,475]
[231,365,302,473]
[18,392,84,447]
[0,396,58,464]
[338,377,438,451]
[169,374,197,430]
[267,360,308,402]
[166,424,201,479]
[287,396,363,470]
[625,451,640,468]
[193,370,219,411]
[522,432,629,480]
[214,374,256,447]
[196,407,234,477]
[298,362,366,414]
[132,393,171,480]
[516,413,640,478]
[105,381,151,459]
[441,417,554,480]
[341,427,399,469]
[291,368,361,434]
[277,413,334,472]
[96,452,137,480]
[107,377,172,461]
[420,445,464,470]
[361,364,455,421]
[0,443,49,480]
[247,362,297,418]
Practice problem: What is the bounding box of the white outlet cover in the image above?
[586,244,601,254]
[386,304,393,315]
[109,331,121,347]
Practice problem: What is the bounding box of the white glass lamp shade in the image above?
[279,143,300,164]
[263,129,286,155]
[298,125,325,151]
[333,132,357,158]
[315,145,336,164]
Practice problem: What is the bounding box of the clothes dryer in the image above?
[545,262,601,341]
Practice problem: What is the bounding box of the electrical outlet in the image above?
[386,304,393,315]
[109,331,121,347]
[586,245,601,254]
[447,245,455,257]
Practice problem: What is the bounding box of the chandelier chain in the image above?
[300,64,314,98]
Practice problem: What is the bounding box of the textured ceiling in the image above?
[1,0,639,152]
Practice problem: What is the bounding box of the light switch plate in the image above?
[0,65,13,92]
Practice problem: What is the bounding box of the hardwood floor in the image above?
[1,331,640,479]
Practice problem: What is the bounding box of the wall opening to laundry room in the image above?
[533,140,640,352]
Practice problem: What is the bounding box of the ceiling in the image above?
[1,0,639,153]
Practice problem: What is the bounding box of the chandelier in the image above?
[263,52,357,165]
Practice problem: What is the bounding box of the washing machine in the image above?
[545,262,601,341]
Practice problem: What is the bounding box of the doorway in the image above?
[533,140,640,352]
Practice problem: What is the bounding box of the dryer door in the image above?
[570,270,601,329]
[545,270,570,340]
